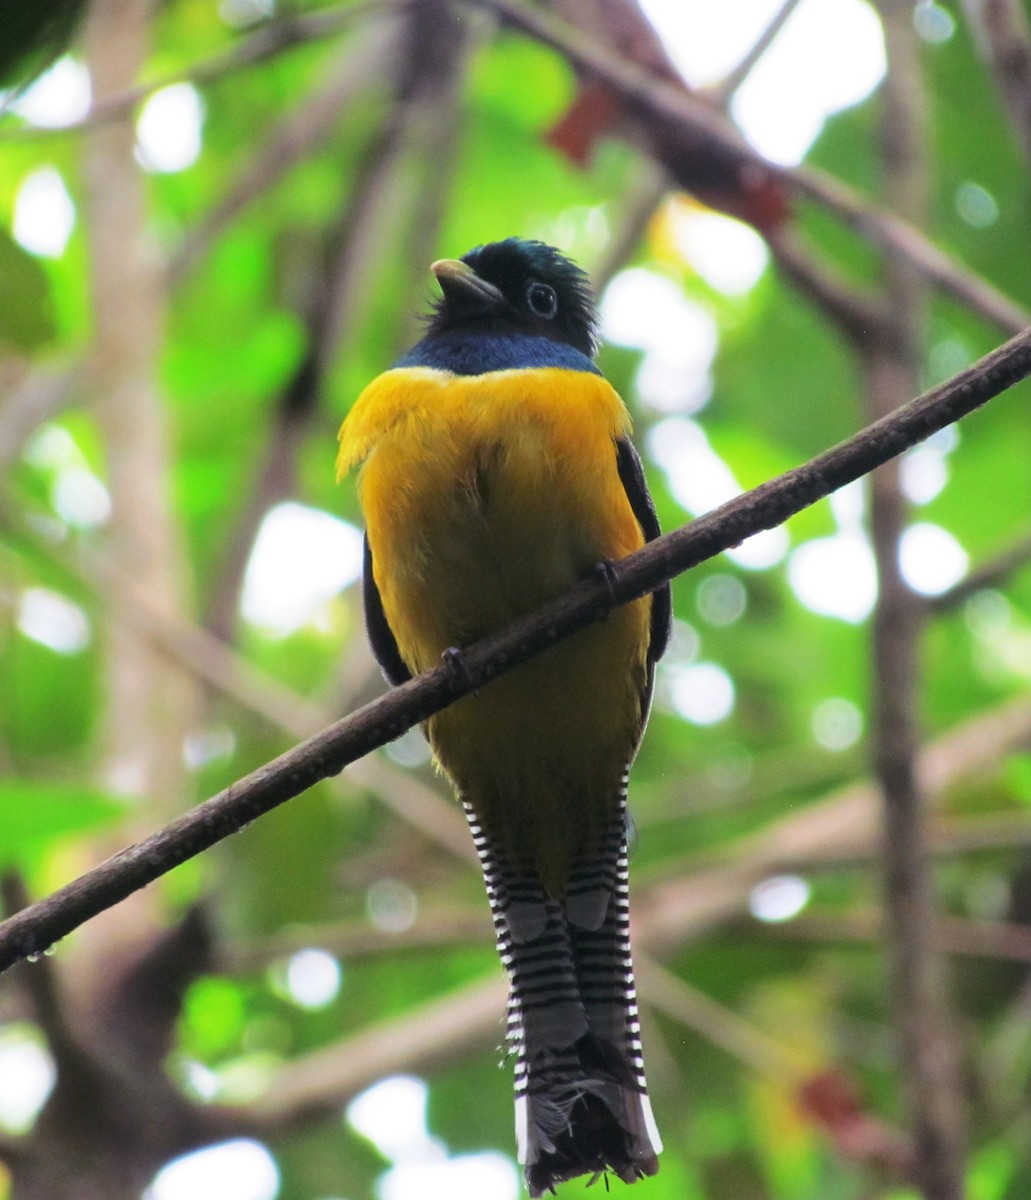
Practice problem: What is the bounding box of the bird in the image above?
[336,237,671,1195]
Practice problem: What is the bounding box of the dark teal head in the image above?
[426,238,600,359]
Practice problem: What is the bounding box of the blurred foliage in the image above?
[2,2,1031,1199]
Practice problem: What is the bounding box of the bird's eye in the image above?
[526,281,558,319]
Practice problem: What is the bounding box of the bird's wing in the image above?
[615,437,671,666]
[362,534,412,686]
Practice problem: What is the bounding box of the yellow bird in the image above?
[337,238,670,1194]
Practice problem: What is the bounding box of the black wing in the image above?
[616,437,671,665]
[362,535,412,686]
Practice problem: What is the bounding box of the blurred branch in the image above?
[0,0,405,140]
[1,322,1029,972]
[168,14,403,285]
[83,0,198,817]
[706,0,803,106]
[869,8,965,1193]
[769,909,1031,963]
[926,529,1031,613]
[0,359,83,471]
[636,694,1031,947]
[767,225,890,343]
[960,0,1031,173]
[482,0,1031,334]
[241,973,507,1134]
[636,955,807,1081]
[228,905,491,972]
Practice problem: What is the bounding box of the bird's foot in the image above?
[442,646,475,690]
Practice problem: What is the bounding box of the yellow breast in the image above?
[337,365,652,884]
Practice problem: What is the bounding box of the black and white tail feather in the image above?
[464,796,661,1197]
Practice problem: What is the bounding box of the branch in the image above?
[0,326,1030,972]
[636,955,807,1082]
[481,0,1031,334]
[960,0,1031,173]
[241,973,507,1134]
[636,694,1031,949]
[707,0,804,106]
[0,358,83,471]
[870,9,965,1194]
[768,909,1031,964]
[926,528,1031,613]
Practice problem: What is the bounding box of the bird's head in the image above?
[426,238,599,358]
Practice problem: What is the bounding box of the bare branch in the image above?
[707,0,804,106]
[636,956,807,1081]
[870,8,965,1193]
[0,359,83,471]
[242,973,507,1135]
[926,529,1031,613]
[0,323,1028,973]
[769,909,1031,964]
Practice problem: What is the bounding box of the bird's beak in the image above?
[431,258,505,311]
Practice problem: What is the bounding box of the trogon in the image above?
[337,238,670,1195]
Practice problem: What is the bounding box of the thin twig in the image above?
[926,529,1031,613]
[0,324,1029,972]
[707,0,805,106]
[768,909,1031,963]
[636,955,808,1081]
[481,0,1031,335]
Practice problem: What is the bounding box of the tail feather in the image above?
[464,799,661,1196]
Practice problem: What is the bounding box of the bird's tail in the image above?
[464,800,661,1197]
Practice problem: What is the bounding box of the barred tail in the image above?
[464,800,661,1197]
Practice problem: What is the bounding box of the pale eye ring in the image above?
[526,281,558,319]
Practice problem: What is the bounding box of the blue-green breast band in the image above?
[395,332,602,376]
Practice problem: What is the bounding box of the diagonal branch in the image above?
[0,324,1030,973]
[482,0,1031,334]
[926,528,1031,613]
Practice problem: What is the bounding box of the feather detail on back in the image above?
[464,797,661,1197]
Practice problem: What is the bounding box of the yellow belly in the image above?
[338,366,652,890]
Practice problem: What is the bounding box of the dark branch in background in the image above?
[871,7,966,1195]
[927,529,1031,613]
[480,0,1031,334]
[0,326,1030,973]
[960,0,1031,173]
[0,0,404,139]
